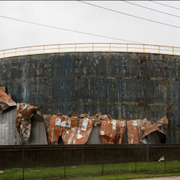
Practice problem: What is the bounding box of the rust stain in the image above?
[0,87,16,113]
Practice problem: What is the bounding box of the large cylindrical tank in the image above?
[0,52,180,143]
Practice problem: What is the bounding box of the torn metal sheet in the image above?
[16,103,36,143]
[127,119,142,144]
[140,116,168,144]
[47,114,67,144]
[45,113,93,145]
[99,113,127,144]
[62,114,94,144]
[91,112,102,126]
[43,114,52,142]
[72,115,93,144]
[62,116,77,144]
[0,87,16,113]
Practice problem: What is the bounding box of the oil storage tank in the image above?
[0,43,180,144]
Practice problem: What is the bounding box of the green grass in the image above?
[1,161,180,180]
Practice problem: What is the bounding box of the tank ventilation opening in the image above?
[141,131,166,144]
[58,135,63,144]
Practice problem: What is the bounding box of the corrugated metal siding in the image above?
[0,107,47,145]
[28,120,47,145]
[86,126,103,144]
[0,107,17,145]
[1,52,180,143]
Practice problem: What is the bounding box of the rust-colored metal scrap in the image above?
[127,119,142,144]
[72,114,93,144]
[0,87,16,113]
[127,117,168,144]
[99,113,127,144]
[16,103,36,142]
[140,116,168,144]
[45,113,93,145]
[44,110,168,145]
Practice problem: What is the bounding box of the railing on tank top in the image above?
[1,43,180,58]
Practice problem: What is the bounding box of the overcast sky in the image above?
[1,1,180,50]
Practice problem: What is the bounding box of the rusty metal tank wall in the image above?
[0,52,180,143]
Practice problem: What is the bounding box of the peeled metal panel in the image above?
[0,87,16,113]
[0,107,17,145]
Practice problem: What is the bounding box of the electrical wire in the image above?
[0,14,140,44]
[78,1,180,30]
[149,1,180,11]
[123,1,180,19]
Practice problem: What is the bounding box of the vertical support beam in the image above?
[22,145,25,180]
[135,144,137,173]
[102,144,104,175]
[92,43,94,51]
[82,144,83,165]
[147,144,149,162]
[64,145,66,177]
[164,144,166,173]
[143,44,145,52]
[58,45,60,52]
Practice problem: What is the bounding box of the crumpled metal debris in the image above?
[98,113,126,144]
[126,117,168,144]
[0,87,16,113]
[127,119,142,144]
[140,116,168,144]
[46,114,67,144]
[16,103,37,143]
[43,111,168,145]
[45,113,93,144]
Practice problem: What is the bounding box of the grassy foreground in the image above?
[1,161,180,180]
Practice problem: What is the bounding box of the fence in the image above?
[0,144,180,179]
[1,43,180,59]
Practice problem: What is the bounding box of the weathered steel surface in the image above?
[27,110,48,145]
[0,107,18,145]
[0,52,180,143]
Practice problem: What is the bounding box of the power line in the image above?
[149,1,180,11]
[0,14,140,44]
[123,1,180,19]
[78,1,180,30]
